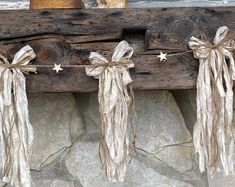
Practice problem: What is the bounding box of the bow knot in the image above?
[189,26,235,60]
[189,26,235,87]
[86,41,134,83]
[0,45,36,73]
[0,45,36,106]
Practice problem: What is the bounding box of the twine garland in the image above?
[0,45,36,187]
[0,26,234,182]
[189,26,235,175]
[85,41,134,182]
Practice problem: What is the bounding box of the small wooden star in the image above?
[52,63,63,74]
[157,51,167,62]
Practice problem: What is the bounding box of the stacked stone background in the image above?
[2,1,235,187]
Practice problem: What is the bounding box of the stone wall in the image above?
[24,91,207,187]
[2,1,235,187]
[2,91,207,187]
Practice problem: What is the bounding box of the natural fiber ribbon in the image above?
[0,45,36,187]
[86,41,134,182]
[189,26,235,176]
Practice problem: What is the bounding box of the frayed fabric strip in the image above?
[85,41,134,182]
[189,26,235,176]
[0,45,36,187]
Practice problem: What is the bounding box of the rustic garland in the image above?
[0,26,234,184]
[0,45,36,187]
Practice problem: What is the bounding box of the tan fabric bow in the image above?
[189,26,235,175]
[0,45,36,187]
[86,41,134,182]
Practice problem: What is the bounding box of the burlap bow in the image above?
[0,45,36,187]
[86,41,134,182]
[189,26,235,175]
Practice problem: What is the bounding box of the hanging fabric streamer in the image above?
[189,26,235,176]
[0,45,36,187]
[85,41,134,182]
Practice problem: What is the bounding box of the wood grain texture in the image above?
[0,8,234,92]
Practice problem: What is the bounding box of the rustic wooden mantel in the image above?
[0,7,234,93]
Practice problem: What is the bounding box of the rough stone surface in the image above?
[173,90,196,133]
[28,93,84,170]
[132,91,193,173]
[5,155,82,187]
[65,141,195,187]
[76,93,100,136]
[78,91,194,173]
[73,91,207,186]
[175,90,235,187]
[208,171,235,187]
[186,90,197,113]
[30,157,81,187]
[33,180,75,187]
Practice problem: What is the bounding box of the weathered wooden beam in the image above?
[0,8,233,92]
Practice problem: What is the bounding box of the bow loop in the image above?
[188,36,211,59]
[111,41,134,66]
[221,39,235,52]
[12,45,36,65]
[12,45,37,73]
[214,26,229,45]
[86,52,108,79]
[86,40,134,79]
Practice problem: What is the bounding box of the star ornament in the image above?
[52,63,63,74]
[158,51,167,62]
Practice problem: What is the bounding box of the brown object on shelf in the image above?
[97,0,128,8]
[30,0,84,9]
